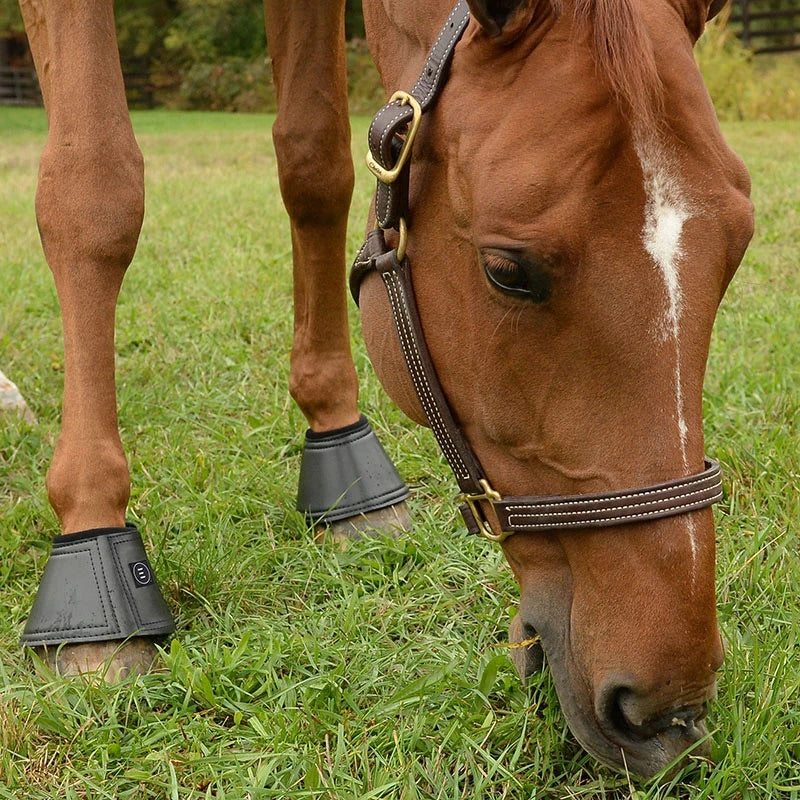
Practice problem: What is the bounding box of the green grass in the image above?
[1,108,798,799]
[696,17,800,121]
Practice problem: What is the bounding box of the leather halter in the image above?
[350,1,724,543]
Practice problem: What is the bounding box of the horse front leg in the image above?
[18,0,174,677]
[264,0,410,539]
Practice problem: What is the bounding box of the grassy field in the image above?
[0,108,798,799]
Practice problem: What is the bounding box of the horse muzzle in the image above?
[533,623,720,779]
[594,678,715,776]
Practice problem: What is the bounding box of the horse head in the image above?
[359,0,753,777]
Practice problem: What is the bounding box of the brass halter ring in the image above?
[365,91,422,185]
[463,479,506,542]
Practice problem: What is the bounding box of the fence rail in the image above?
[0,66,41,106]
[0,67,164,108]
[730,0,800,52]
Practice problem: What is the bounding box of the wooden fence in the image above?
[730,0,800,52]
[0,66,41,106]
[0,68,163,108]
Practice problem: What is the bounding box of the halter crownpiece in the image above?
[351,1,724,543]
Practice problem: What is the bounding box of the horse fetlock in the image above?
[36,139,144,271]
[289,355,359,431]
[46,439,130,533]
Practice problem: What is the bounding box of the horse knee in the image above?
[272,119,354,227]
[35,136,144,273]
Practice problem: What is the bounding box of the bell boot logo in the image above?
[129,561,154,587]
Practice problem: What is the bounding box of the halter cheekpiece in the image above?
[349,0,724,543]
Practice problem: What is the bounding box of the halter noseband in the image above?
[349,0,723,543]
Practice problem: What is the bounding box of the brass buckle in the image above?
[464,479,508,543]
[396,217,408,261]
[366,91,423,184]
[371,216,408,261]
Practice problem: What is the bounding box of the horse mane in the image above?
[554,0,665,130]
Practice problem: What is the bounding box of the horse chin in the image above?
[537,631,713,780]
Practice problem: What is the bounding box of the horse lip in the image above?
[590,700,712,778]
[571,710,710,780]
[534,634,716,778]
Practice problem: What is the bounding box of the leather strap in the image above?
[368,1,470,229]
[353,230,724,541]
[459,459,723,535]
[352,2,725,543]
[353,229,486,494]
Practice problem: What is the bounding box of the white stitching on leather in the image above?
[384,272,464,474]
[384,271,471,481]
[506,491,723,528]
[369,4,468,227]
[413,3,467,107]
[504,466,719,514]
[506,483,720,519]
[378,105,407,221]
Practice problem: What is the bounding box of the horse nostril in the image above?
[604,686,710,742]
[592,680,715,773]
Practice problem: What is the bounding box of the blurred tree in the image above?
[163,0,265,69]
[115,0,179,72]
[0,0,23,35]
[3,0,365,61]
[0,0,378,110]
[345,0,366,39]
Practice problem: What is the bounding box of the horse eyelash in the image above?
[483,252,520,277]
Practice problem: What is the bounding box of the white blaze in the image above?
[635,137,698,565]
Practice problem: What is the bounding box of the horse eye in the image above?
[483,252,531,296]
[482,250,551,303]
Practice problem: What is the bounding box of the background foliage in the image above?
[1,0,799,117]
[697,8,800,119]
[0,0,370,111]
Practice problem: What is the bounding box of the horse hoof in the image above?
[509,613,544,682]
[314,500,413,545]
[34,638,161,681]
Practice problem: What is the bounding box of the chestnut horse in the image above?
[14,0,752,780]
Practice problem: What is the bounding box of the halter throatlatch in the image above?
[350,1,724,543]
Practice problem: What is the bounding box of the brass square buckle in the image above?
[463,479,508,543]
[366,91,423,185]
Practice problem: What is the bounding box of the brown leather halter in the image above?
[350,0,723,543]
